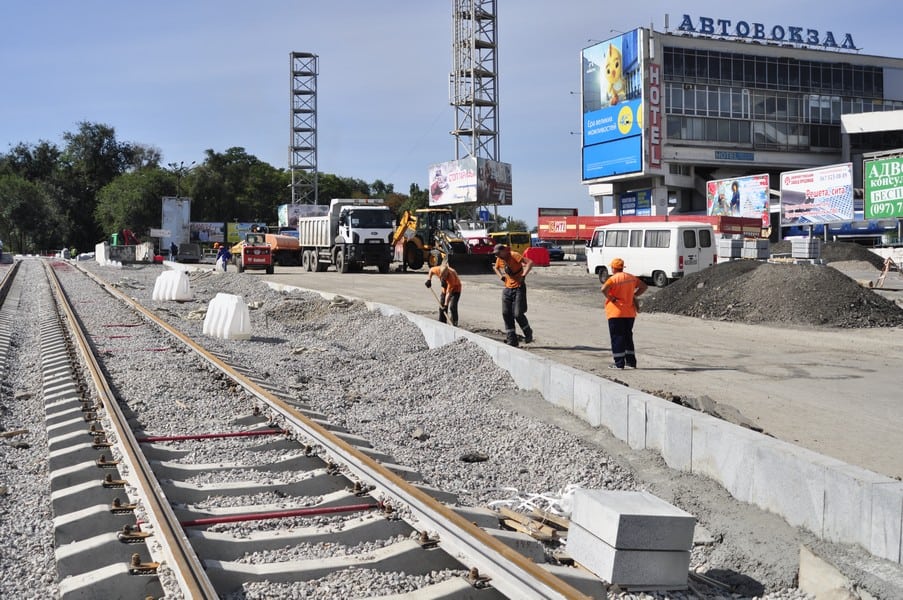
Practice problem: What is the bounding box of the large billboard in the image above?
[161,197,191,249]
[706,174,771,227]
[428,157,512,206]
[780,163,854,226]
[863,155,903,219]
[278,203,329,228]
[581,29,644,180]
[189,222,225,243]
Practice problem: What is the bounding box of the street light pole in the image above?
[167,160,196,199]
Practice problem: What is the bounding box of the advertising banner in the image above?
[863,156,903,219]
[581,29,644,180]
[780,163,854,226]
[476,157,513,205]
[620,189,653,216]
[706,174,771,227]
[429,158,477,206]
[278,203,329,228]
[189,222,225,244]
[161,196,191,249]
[226,222,266,244]
[429,157,513,206]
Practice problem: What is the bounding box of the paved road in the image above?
[262,261,903,479]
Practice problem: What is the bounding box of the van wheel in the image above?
[597,267,609,283]
[652,270,669,287]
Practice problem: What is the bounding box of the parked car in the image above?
[465,236,496,255]
[534,240,565,261]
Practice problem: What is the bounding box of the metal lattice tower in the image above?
[450,0,499,161]
[290,52,319,204]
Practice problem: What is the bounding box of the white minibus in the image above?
[585,222,716,286]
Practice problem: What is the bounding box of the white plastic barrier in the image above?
[152,271,193,301]
[203,293,251,340]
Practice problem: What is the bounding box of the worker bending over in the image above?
[425,263,462,326]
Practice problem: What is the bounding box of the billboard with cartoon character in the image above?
[581,29,644,180]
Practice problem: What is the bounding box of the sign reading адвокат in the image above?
[864,156,903,219]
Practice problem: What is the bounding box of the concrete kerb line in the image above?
[266,281,902,564]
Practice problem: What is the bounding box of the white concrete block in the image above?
[203,293,251,340]
[823,464,890,547]
[549,363,578,413]
[751,439,835,534]
[571,489,695,551]
[568,523,690,589]
[627,395,647,450]
[599,382,629,442]
[572,372,603,427]
[869,482,903,563]
[508,350,551,395]
[690,414,761,504]
[660,406,692,472]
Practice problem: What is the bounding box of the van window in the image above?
[699,229,712,247]
[683,230,697,248]
[644,230,671,248]
[591,230,605,247]
[629,230,643,247]
[605,230,629,247]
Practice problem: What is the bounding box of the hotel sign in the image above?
[677,14,857,50]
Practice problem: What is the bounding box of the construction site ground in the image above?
[260,256,903,481]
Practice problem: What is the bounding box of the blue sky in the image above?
[0,1,898,224]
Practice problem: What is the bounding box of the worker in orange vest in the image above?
[601,257,647,369]
[425,263,462,326]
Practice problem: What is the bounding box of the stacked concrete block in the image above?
[791,236,823,259]
[568,489,695,590]
[717,237,743,259]
[741,238,770,259]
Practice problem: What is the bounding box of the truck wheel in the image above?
[405,242,424,270]
[301,251,311,271]
[266,265,274,275]
[597,267,609,283]
[378,261,390,274]
[237,261,245,274]
[337,249,350,273]
[652,270,669,287]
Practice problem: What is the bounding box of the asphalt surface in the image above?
[257,260,903,479]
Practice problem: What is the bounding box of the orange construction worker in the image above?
[493,244,534,347]
[601,257,647,369]
[425,263,462,326]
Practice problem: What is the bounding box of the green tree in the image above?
[504,218,529,232]
[0,174,62,252]
[95,168,174,238]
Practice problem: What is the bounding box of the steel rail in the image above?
[45,262,219,599]
[78,265,591,600]
[0,259,21,306]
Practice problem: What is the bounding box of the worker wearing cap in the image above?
[493,244,534,346]
[425,263,462,326]
[214,242,231,272]
[601,257,647,369]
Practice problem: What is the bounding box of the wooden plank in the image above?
[502,519,556,542]
[528,508,571,531]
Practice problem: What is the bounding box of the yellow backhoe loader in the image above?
[391,208,493,273]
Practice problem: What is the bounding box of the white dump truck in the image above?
[297,199,395,273]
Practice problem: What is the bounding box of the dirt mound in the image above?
[642,260,903,328]
[771,240,886,269]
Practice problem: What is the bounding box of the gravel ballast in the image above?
[61,261,824,598]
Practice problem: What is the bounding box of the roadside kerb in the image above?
[265,281,903,564]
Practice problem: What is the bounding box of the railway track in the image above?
[13,257,597,599]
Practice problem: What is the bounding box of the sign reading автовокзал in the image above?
[864,156,903,220]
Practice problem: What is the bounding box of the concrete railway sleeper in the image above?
[9,256,599,598]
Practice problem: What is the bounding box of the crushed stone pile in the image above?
[771,240,887,269]
[642,260,903,328]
